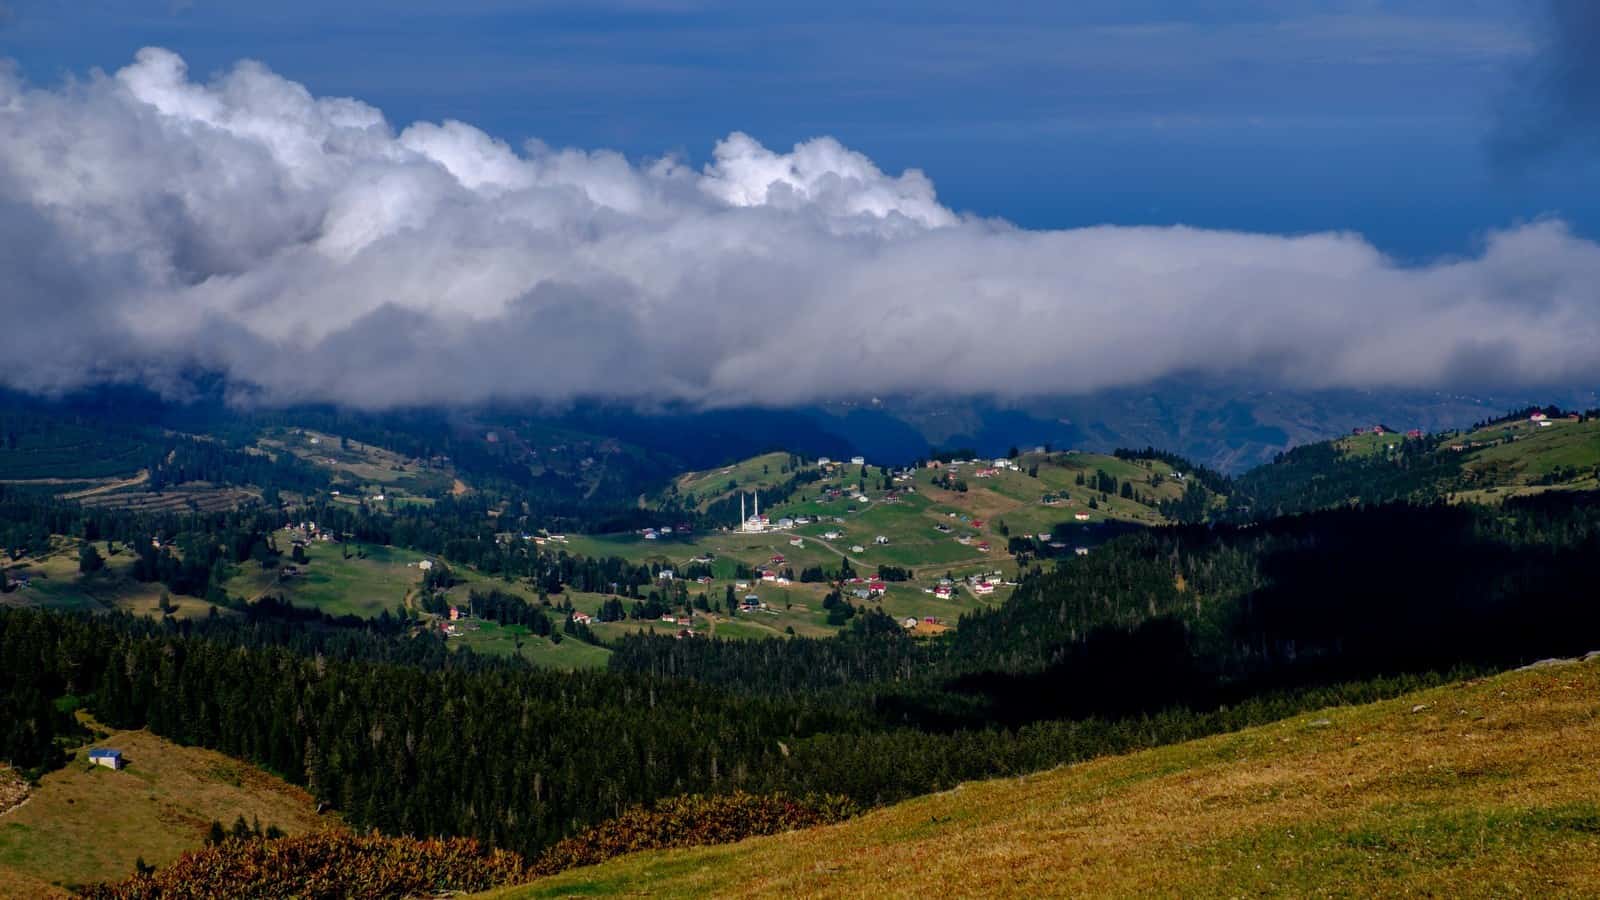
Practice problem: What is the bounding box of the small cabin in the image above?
[88,748,124,771]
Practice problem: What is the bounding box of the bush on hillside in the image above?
[81,830,528,900]
[531,791,857,876]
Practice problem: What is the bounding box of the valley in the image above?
[8,16,1600,896]
[1,399,1598,896]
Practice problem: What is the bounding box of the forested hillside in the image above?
[1234,408,1600,517]
[9,490,1590,880]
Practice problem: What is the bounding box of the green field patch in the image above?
[5,541,215,620]
[673,452,810,509]
[449,619,612,670]
[225,537,425,619]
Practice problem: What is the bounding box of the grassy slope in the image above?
[492,659,1600,898]
[1453,417,1600,498]
[562,450,1205,639]
[0,720,330,899]
[1308,418,1600,506]
[224,538,428,619]
[673,452,803,510]
[259,427,457,500]
[226,534,612,669]
[3,540,219,620]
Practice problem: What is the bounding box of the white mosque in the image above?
[739,491,767,533]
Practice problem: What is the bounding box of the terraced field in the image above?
[74,483,254,514]
[259,428,459,501]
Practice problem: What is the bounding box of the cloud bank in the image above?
[1491,0,1600,166]
[2,48,1598,409]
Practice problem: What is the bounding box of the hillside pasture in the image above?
[260,428,459,499]
[1461,418,1599,483]
[224,537,427,619]
[446,618,613,670]
[0,719,330,899]
[3,540,214,620]
[672,452,809,510]
[493,658,1600,899]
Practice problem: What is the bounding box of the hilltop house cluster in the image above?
[288,521,338,544]
[923,569,1012,602]
[640,524,691,541]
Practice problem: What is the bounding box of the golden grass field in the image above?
[0,720,332,898]
[490,658,1600,898]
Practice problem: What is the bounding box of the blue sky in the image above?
[2,0,1593,258]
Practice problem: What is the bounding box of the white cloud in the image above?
[1,47,1597,409]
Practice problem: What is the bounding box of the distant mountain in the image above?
[4,380,1594,491]
[804,382,1599,474]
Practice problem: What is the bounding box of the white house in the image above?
[850,544,866,553]
[850,456,866,466]
[874,535,890,544]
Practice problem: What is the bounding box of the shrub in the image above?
[82,830,528,900]
[531,791,857,876]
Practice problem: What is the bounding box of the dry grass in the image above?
[0,768,26,817]
[491,659,1600,899]
[0,719,332,898]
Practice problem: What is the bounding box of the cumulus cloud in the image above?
[2,47,1599,409]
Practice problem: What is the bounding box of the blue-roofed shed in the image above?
[88,748,124,770]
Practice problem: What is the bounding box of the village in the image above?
[216,446,1215,658]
